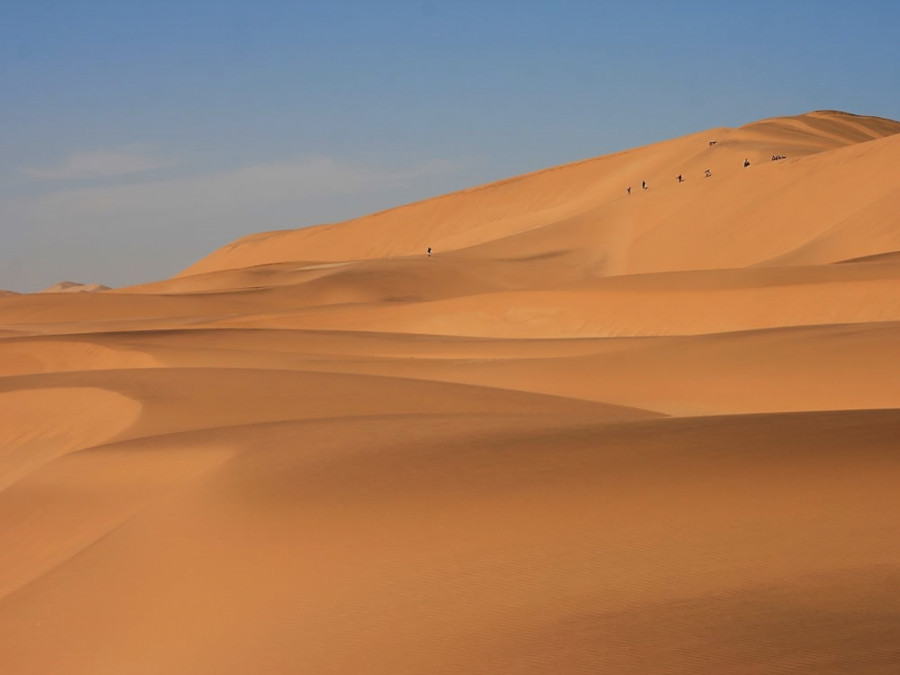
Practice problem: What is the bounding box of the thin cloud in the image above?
[22,144,172,180]
[0,154,463,290]
[30,156,459,223]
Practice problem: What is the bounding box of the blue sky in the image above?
[1,1,898,290]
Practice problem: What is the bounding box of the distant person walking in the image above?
[743,158,750,168]
[642,180,647,190]
[427,247,432,257]
[677,174,683,183]
[627,186,631,195]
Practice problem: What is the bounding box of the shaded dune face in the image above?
[2,110,900,673]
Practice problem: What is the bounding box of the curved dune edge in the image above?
[214,323,900,417]
[0,340,160,377]
[206,273,900,338]
[0,387,142,491]
[0,439,235,604]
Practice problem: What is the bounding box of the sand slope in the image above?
[2,110,900,673]
[180,110,900,277]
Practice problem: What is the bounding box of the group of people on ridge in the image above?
[626,152,785,195]
[429,148,790,256]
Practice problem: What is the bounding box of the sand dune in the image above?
[3,110,900,673]
[0,339,159,377]
[203,261,900,338]
[179,110,900,277]
[3,410,900,673]
[0,387,140,490]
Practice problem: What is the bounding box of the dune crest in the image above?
[178,110,900,279]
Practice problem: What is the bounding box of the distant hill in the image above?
[39,281,111,294]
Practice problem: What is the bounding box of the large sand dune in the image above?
[2,110,900,673]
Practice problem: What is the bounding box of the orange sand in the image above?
[2,110,899,673]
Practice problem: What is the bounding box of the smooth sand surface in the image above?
[2,110,900,673]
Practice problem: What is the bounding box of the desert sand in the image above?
[1,110,899,673]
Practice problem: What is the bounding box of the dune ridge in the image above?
[179,110,900,277]
[2,110,900,673]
